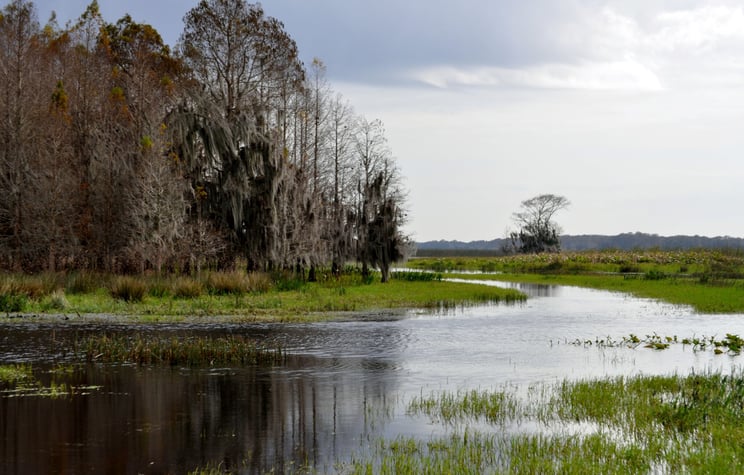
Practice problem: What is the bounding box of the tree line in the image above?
[0,0,409,281]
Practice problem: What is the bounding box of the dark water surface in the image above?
[2,282,744,474]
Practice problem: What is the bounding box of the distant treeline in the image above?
[416,233,744,256]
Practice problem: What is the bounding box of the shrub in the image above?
[110,277,148,302]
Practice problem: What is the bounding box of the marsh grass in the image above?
[409,389,521,426]
[78,334,285,366]
[5,279,524,320]
[409,250,744,313]
[346,371,744,474]
[109,276,148,302]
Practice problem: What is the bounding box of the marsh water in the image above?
[3,281,744,474]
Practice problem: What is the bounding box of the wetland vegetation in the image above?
[345,370,744,474]
[408,249,744,313]
[0,268,524,321]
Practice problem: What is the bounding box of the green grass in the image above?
[408,250,744,313]
[346,370,744,474]
[0,277,524,322]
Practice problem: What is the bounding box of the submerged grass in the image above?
[78,334,285,366]
[345,370,744,474]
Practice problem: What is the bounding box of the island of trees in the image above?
[0,0,409,282]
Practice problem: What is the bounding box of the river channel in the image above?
[2,281,744,473]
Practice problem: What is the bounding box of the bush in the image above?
[110,277,148,302]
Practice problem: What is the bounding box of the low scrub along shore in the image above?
[0,269,524,322]
[407,249,744,313]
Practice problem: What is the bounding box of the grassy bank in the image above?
[0,270,525,321]
[408,250,744,313]
[345,371,744,474]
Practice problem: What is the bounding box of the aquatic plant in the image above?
[573,333,744,355]
[0,364,34,388]
[346,370,744,473]
[78,334,285,366]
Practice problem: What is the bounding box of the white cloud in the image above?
[650,5,744,53]
[409,58,663,91]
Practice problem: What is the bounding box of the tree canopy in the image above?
[509,194,570,254]
[0,0,409,278]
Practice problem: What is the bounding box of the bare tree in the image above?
[0,0,42,269]
[509,194,570,254]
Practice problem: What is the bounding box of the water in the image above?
[2,282,744,473]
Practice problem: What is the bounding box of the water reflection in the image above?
[3,283,744,473]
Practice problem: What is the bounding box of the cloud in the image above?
[409,58,663,91]
[650,5,744,53]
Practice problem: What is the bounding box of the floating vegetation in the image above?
[0,364,34,388]
[0,364,100,398]
[570,333,744,355]
[78,334,285,366]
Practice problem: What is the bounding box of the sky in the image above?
[27,0,744,241]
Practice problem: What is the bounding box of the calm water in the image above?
[2,282,744,474]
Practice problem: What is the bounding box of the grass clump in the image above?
[171,277,205,299]
[41,289,69,311]
[79,334,285,366]
[109,276,148,302]
[409,389,520,425]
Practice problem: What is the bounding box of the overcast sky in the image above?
[29,0,744,241]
